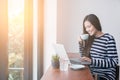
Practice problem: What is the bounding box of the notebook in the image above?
[53,43,91,65]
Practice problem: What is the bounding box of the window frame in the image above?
[24,0,33,80]
[0,0,8,80]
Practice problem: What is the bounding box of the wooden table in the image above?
[41,53,93,80]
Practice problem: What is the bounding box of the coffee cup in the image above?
[80,34,89,40]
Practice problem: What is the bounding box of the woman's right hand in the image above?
[78,36,85,47]
[78,36,85,54]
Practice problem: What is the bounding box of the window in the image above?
[8,0,24,79]
[0,0,33,80]
[0,0,45,79]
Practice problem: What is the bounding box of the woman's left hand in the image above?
[80,56,92,63]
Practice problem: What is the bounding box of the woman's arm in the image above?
[91,37,118,68]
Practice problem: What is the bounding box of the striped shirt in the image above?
[90,33,118,80]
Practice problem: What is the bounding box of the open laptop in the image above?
[53,43,91,65]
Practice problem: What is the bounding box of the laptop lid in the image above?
[53,43,69,61]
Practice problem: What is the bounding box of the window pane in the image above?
[8,0,24,80]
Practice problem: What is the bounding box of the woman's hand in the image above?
[78,36,85,47]
[78,36,86,54]
[80,56,92,63]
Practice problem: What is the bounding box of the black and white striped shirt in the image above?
[90,33,118,80]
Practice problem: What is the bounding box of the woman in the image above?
[79,14,118,80]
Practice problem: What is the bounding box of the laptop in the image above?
[53,43,91,65]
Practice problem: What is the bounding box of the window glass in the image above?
[8,0,24,80]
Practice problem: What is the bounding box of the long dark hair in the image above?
[82,14,102,57]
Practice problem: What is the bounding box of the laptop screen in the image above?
[53,43,69,60]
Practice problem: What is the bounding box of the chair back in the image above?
[116,64,119,80]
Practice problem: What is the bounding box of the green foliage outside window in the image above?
[8,3,24,80]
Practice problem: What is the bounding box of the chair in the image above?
[92,74,98,80]
[116,64,119,80]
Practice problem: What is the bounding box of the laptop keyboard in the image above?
[69,58,91,65]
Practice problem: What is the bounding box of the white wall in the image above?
[57,0,120,64]
[44,0,57,72]
[33,0,38,79]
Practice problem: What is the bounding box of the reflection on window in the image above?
[8,0,24,80]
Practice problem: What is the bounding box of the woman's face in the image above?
[84,20,98,36]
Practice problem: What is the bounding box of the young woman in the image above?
[79,14,118,80]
